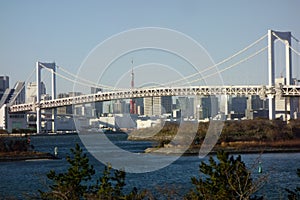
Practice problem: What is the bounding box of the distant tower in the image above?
[0,76,9,100]
[130,59,136,114]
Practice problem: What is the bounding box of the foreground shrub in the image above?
[39,143,95,200]
[186,151,267,200]
[286,168,300,200]
[39,144,146,200]
[0,137,31,152]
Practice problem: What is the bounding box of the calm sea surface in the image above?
[0,134,299,199]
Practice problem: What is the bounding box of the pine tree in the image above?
[186,151,265,200]
[286,168,300,200]
[40,143,95,200]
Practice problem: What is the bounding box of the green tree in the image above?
[186,151,265,200]
[39,143,95,200]
[286,168,300,200]
[86,163,147,200]
[39,144,146,200]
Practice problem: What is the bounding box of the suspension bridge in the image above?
[4,29,300,133]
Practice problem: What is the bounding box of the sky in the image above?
[1,0,300,94]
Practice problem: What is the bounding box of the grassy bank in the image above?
[0,133,57,161]
[129,119,300,154]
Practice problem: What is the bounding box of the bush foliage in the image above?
[286,168,300,200]
[130,119,300,144]
[186,151,265,200]
[39,144,146,200]
[37,144,299,200]
[0,137,31,152]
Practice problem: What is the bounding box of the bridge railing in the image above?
[8,85,300,113]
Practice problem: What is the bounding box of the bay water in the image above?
[0,134,299,199]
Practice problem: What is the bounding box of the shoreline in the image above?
[2,134,300,161]
[144,139,300,155]
[0,151,59,162]
[145,146,300,156]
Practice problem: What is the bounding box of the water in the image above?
[0,134,299,199]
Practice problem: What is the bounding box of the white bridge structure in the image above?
[10,85,300,112]
[5,30,300,133]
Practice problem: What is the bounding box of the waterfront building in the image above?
[172,109,181,119]
[162,96,172,114]
[176,97,194,118]
[58,92,69,98]
[247,95,267,110]
[0,81,25,106]
[219,95,229,115]
[135,98,144,115]
[57,106,73,115]
[91,87,103,117]
[97,113,137,130]
[275,77,287,116]
[73,104,94,117]
[136,105,144,115]
[275,77,299,120]
[26,82,46,103]
[194,95,218,120]
[0,104,27,132]
[229,96,247,116]
[136,118,161,129]
[68,91,82,97]
[56,93,72,115]
[245,95,268,119]
[144,96,172,116]
[112,99,127,114]
[0,76,9,100]
[12,82,25,105]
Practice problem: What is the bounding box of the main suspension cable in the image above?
[181,46,268,86]
[273,32,300,56]
[161,33,268,87]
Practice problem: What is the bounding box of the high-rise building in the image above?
[112,100,126,114]
[91,87,103,117]
[274,77,299,120]
[68,91,82,97]
[161,96,172,114]
[194,96,218,119]
[58,93,69,98]
[176,97,194,118]
[57,106,73,115]
[57,93,72,115]
[11,81,25,105]
[26,82,46,103]
[144,97,153,116]
[144,96,172,116]
[275,77,287,113]
[247,95,266,110]
[135,98,144,115]
[0,81,25,106]
[245,95,269,119]
[0,76,9,100]
[229,96,247,115]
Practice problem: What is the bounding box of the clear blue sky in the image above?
[1,0,300,94]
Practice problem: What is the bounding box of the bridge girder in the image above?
[10,85,296,113]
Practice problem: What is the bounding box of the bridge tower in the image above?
[36,62,56,134]
[130,59,136,114]
[268,30,292,120]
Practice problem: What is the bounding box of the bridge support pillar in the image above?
[289,97,296,120]
[51,64,57,133]
[268,94,275,120]
[268,29,292,120]
[36,61,56,134]
[36,107,41,134]
[36,62,41,134]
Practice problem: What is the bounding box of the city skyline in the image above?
[1,1,300,94]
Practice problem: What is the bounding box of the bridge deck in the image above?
[8,85,300,112]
